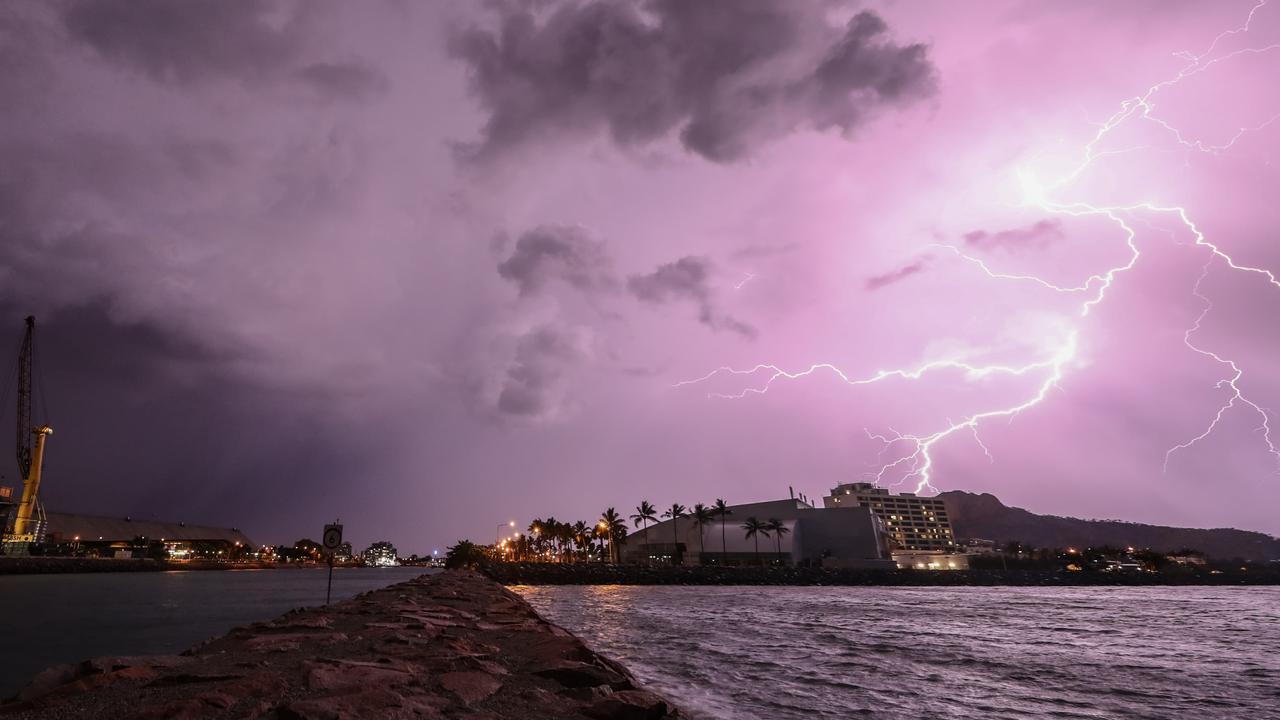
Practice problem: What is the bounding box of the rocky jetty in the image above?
[1,571,682,720]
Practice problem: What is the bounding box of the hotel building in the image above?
[822,482,966,568]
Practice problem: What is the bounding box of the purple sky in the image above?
[3,0,1280,552]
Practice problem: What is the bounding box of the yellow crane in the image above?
[3,316,52,549]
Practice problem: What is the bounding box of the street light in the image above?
[496,520,515,546]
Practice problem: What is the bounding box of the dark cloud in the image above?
[0,302,375,543]
[495,323,592,420]
[628,256,754,337]
[964,219,1064,252]
[62,0,301,84]
[496,226,616,297]
[61,0,388,99]
[297,61,389,100]
[866,257,930,290]
[449,0,935,162]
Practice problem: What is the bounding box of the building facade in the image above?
[823,483,957,553]
[41,512,253,559]
[619,497,892,568]
[362,541,399,567]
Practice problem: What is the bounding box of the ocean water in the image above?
[0,566,432,697]
[515,585,1280,720]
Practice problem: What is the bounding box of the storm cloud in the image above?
[449,0,936,162]
[497,226,617,297]
[62,0,302,84]
[492,323,595,421]
[2,0,1278,553]
[628,256,755,337]
[964,219,1065,252]
[866,257,930,290]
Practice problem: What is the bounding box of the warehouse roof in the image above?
[44,512,253,546]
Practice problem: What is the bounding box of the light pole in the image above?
[496,520,514,547]
[597,521,609,563]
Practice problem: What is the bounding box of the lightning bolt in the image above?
[679,1,1280,494]
[1163,259,1280,473]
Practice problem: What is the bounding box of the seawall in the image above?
[486,562,1280,586]
[1,570,682,720]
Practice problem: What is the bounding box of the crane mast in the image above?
[4,316,51,548]
[17,315,33,479]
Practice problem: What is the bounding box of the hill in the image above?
[939,491,1280,561]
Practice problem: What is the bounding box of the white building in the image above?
[361,541,399,567]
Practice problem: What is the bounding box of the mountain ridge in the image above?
[939,491,1280,561]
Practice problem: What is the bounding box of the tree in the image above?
[600,508,627,563]
[662,503,687,565]
[765,518,790,566]
[742,517,769,566]
[444,540,486,570]
[712,499,732,564]
[690,503,714,562]
[544,516,563,561]
[572,521,591,562]
[294,538,323,562]
[631,501,658,562]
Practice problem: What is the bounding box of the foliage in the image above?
[445,539,488,570]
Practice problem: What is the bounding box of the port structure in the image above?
[3,316,52,552]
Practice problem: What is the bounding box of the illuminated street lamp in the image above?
[496,520,515,546]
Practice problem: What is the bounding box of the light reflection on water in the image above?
[0,567,432,697]
[515,584,1280,720]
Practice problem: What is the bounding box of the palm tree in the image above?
[690,503,714,563]
[600,508,626,563]
[662,503,687,565]
[631,501,657,562]
[742,517,769,566]
[712,499,732,564]
[527,519,544,560]
[572,521,590,562]
[765,518,790,566]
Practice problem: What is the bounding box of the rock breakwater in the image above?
[1,571,682,720]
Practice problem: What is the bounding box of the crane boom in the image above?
[5,316,51,545]
[16,316,33,479]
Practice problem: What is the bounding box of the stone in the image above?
[145,672,244,687]
[438,671,502,704]
[585,690,678,720]
[244,632,348,652]
[304,660,414,693]
[534,662,630,689]
[279,688,438,720]
[15,664,79,702]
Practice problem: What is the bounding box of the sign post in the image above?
[321,522,343,606]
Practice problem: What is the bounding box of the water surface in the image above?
[0,566,430,696]
[516,585,1280,719]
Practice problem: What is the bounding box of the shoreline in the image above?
[485,562,1280,586]
[1,570,682,719]
[0,557,435,575]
